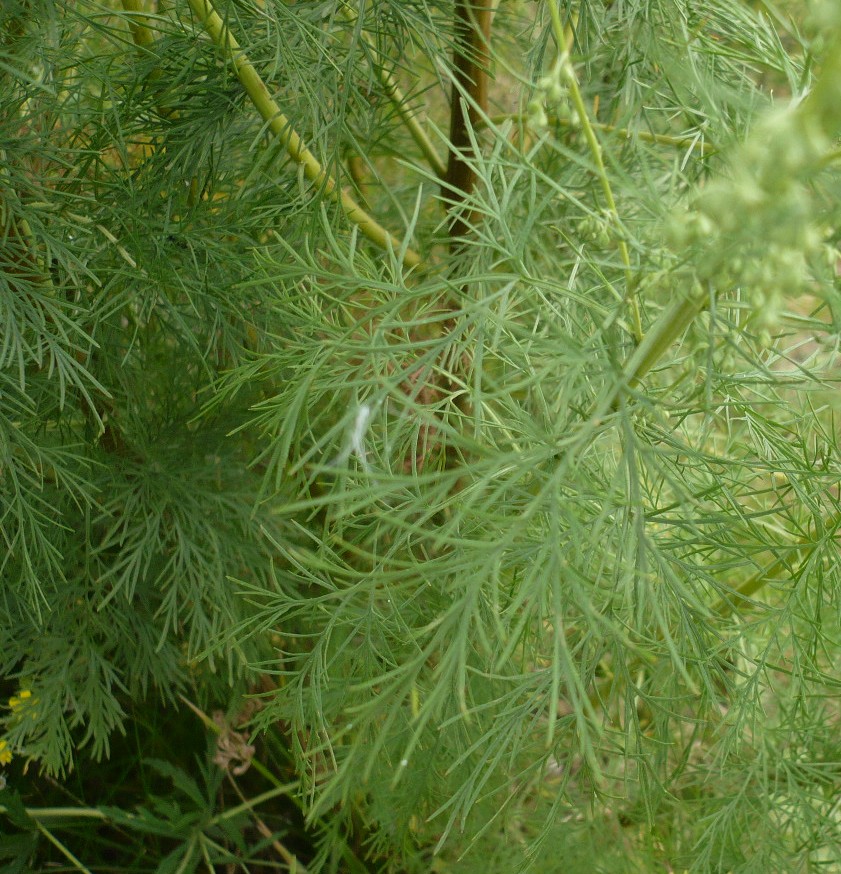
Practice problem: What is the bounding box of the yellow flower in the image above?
[9,690,33,712]
[0,739,12,766]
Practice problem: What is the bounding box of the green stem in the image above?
[801,29,841,134]
[618,282,708,392]
[622,28,841,611]
[338,1,447,178]
[185,0,422,270]
[0,805,108,820]
[177,694,287,790]
[226,774,310,874]
[712,554,792,617]
[0,152,54,292]
[548,4,642,343]
[207,781,299,826]
[485,111,716,156]
[121,0,175,119]
[712,512,841,616]
[178,696,312,872]
[121,0,156,48]
[819,147,841,167]
[35,821,95,874]
[619,26,841,399]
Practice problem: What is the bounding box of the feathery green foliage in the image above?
[2,0,841,870]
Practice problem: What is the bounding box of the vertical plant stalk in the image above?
[547,5,643,343]
[346,153,369,205]
[121,0,177,120]
[403,1,492,477]
[0,176,51,291]
[339,1,447,179]
[121,0,156,48]
[804,28,841,131]
[185,0,422,269]
[445,0,493,244]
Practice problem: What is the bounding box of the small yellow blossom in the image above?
[9,690,33,712]
[0,739,12,766]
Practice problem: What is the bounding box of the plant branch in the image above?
[618,283,708,394]
[712,553,794,617]
[120,0,156,49]
[548,5,643,343]
[484,111,717,156]
[177,695,310,872]
[0,806,108,820]
[208,782,300,826]
[617,27,841,399]
[185,0,422,269]
[35,821,95,874]
[226,774,310,874]
[445,0,493,244]
[339,1,447,179]
[712,512,841,616]
[178,695,292,791]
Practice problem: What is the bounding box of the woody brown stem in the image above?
[445,0,492,246]
[420,1,492,472]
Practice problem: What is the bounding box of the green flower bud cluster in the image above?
[526,96,549,130]
[527,61,579,131]
[667,108,829,332]
[576,210,613,247]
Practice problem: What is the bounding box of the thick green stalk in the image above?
[185,0,422,269]
[618,283,707,392]
[712,553,793,617]
[119,0,171,134]
[548,4,642,342]
[802,28,841,133]
[338,1,447,178]
[121,0,156,48]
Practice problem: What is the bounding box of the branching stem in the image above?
[712,512,841,616]
[339,1,447,178]
[548,4,642,343]
[34,822,94,874]
[484,111,716,156]
[226,775,311,874]
[185,0,422,269]
[619,28,841,399]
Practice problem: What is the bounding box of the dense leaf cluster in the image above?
[2,1,841,871]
